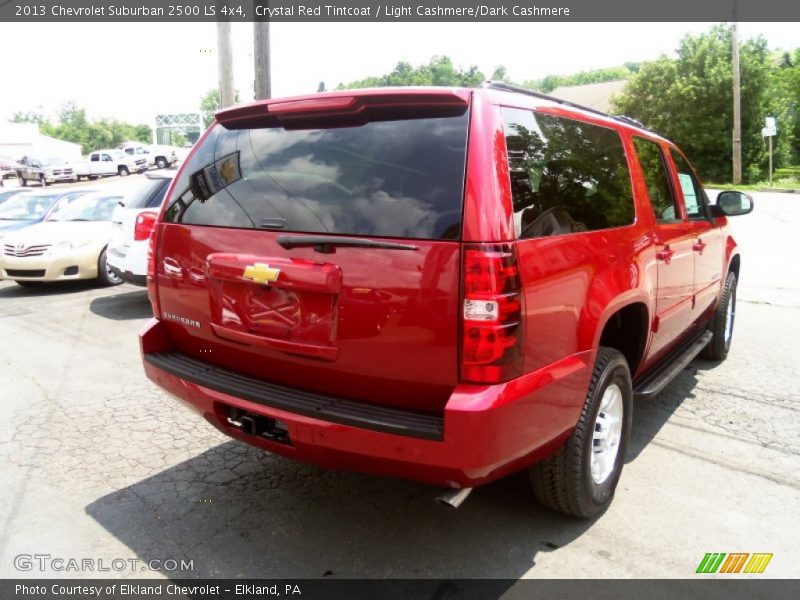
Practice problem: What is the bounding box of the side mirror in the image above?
[716,191,753,217]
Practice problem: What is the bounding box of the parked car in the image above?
[118,142,178,170]
[107,172,175,286]
[16,156,77,186]
[140,84,753,517]
[74,150,146,180]
[0,188,96,243]
[0,189,31,206]
[0,191,123,286]
[1,156,22,180]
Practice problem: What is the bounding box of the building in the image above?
[0,123,82,162]
[548,80,629,114]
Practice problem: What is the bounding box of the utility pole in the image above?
[732,21,742,184]
[217,21,235,108]
[254,21,271,100]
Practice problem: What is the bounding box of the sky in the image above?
[1,22,798,126]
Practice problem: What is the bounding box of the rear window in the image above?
[123,177,170,210]
[502,108,635,239]
[163,111,469,240]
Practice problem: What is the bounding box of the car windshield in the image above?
[49,194,122,222]
[0,190,27,204]
[0,193,58,220]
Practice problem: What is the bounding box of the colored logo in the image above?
[696,553,773,574]
[243,263,281,285]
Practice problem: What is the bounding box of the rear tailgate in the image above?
[153,91,471,413]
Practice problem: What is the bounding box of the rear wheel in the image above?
[97,248,123,286]
[118,166,129,177]
[530,347,632,518]
[701,272,737,361]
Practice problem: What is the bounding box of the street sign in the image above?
[763,126,777,137]
[765,116,776,129]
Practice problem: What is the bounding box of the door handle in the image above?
[693,239,706,254]
[656,245,674,264]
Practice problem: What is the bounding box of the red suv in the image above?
[140,83,752,517]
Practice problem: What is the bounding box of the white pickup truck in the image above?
[74,149,147,180]
[118,142,178,170]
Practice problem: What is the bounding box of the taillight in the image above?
[461,243,524,384]
[134,211,158,241]
[146,222,160,317]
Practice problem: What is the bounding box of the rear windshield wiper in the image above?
[277,235,418,253]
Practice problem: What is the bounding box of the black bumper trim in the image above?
[144,350,444,441]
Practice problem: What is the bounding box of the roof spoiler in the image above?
[215,89,471,128]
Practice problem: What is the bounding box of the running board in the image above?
[633,330,713,400]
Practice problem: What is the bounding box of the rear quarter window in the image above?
[164,110,470,240]
[502,107,635,239]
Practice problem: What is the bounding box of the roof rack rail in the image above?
[480,80,648,132]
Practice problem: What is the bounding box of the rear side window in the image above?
[164,111,469,240]
[502,108,634,239]
[123,178,170,209]
[632,137,680,223]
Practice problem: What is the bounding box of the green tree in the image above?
[613,25,779,183]
[338,56,487,89]
[200,88,241,127]
[523,65,637,93]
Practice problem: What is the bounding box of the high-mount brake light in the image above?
[461,243,524,384]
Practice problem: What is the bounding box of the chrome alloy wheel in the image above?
[590,383,624,484]
[107,263,122,284]
[724,290,735,346]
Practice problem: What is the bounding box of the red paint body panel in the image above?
[141,86,743,489]
[141,318,591,487]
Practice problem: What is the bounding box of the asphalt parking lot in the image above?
[0,188,798,579]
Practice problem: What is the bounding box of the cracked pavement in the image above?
[0,191,798,579]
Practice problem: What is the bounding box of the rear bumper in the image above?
[107,241,147,285]
[140,318,593,488]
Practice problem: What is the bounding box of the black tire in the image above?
[155,157,167,169]
[39,175,48,187]
[118,166,129,177]
[97,248,123,286]
[701,272,737,361]
[18,175,26,187]
[88,175,98,180]
[530,347,633,518]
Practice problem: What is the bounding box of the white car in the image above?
[107,172,175,285]
[118,142,178,170]
[74,150,146,180]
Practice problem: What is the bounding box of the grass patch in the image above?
[707,165,800,191]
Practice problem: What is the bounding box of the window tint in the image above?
[670,150,707,220]
[164,111,469,240]
[502,108,634,239]
[632,137,679,223]
[123,177,171,209]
